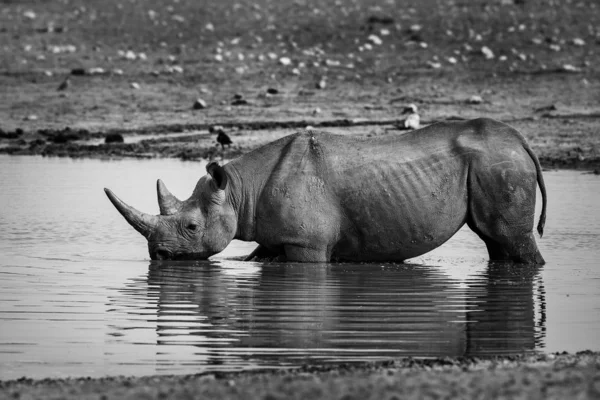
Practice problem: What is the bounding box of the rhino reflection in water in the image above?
[107,262,544,359]
[105,118,547,264]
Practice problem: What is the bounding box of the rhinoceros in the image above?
[105,118,547,264]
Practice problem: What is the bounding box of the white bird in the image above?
[403,113,420,130]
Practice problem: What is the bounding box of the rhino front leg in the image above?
[284,245,330,262]
[244,245,284,262]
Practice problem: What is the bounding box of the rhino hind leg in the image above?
[467,165,545,264]
[468,221,545,264]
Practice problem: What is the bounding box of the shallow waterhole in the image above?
[0,155,598,379]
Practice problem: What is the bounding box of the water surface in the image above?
[0,155,598,379]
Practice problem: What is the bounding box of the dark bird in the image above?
[216,130,232,150]
[57,77,70,91]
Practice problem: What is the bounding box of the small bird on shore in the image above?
[216,129,233,150]
[57,77,70,91]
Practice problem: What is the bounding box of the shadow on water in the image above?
[107,260,545,369]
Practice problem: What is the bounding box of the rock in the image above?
[368,34,383,45]
[468,95,484,104]
[316,80,326,89]
[112,69,124,76]
[23,10,36,19]
[193,99,207,110]
[231,99,249,106]
[88,67,105,75]
[130,82,140,89]
[561,64,581,73]
[25,114,38,121]
[534,104,557,113]
[366,16,394,25]
[105,133,124,144]
[266,88,279,95]
[572,38,585,46]
[205,23,214,31]
[312,107,321,115]
[279,57,291,66]
[447,57,457,64]
[481,46,495,59]
[71,68,86,76]
[427,61,442,69]
[0,129,24,139]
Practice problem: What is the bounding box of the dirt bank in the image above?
[1,352,599,400]
[1,0,599,170]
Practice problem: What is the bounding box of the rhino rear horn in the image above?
[104,188,158,238]
[156,179,183,215]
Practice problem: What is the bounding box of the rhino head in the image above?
[105,162,237,260]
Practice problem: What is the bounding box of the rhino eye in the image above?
[186,223,198,231]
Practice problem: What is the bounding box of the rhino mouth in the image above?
[150,247,211,261]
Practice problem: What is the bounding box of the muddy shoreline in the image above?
[1,114,599,171]
[1,352,599,400]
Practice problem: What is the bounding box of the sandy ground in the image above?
[1,352,599,400]
[1,0,599,170]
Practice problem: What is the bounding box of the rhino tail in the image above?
[523,144,547,237]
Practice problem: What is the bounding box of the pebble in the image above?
[105,133,124,144]
[368,34,383,45]
[88,67,105,75]
[561,64,581,72]
[316,80,326,89]
[279,57,291,66]
[130,82,140,89]
[193,99,207,110]
[481,46,495,59]
[549,44,561,52]
[468,95,483,104]
[312,107,321,115]
[572,38,585,46]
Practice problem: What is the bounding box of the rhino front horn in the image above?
[156,179,183,215]
[104,188,159,238]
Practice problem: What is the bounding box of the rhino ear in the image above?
[206,161,228,190]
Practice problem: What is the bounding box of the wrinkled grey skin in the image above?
[105,118,547,264]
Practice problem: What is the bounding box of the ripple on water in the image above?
[0,157,598,378]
